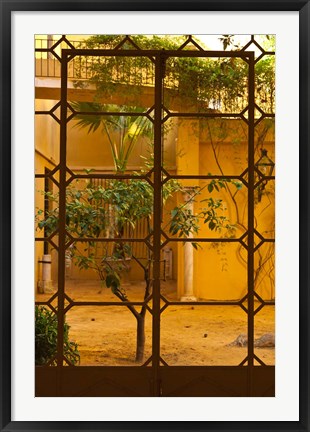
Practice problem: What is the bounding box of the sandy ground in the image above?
[36,280,275,367]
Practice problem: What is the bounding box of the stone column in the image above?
[180,188,197,302]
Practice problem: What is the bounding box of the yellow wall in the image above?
[35,153,58,286]
[176,118,275,300]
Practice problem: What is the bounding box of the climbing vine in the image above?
[74,34,275,114]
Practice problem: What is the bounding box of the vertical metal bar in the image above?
[56,50,68,389]
[247,52,255,396]
[152,53,164,396]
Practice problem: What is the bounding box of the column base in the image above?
[37,280,55,294]
[180,295,197,302]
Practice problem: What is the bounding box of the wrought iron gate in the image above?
[35,35,275,397]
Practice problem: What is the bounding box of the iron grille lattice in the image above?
[35,34,275,397]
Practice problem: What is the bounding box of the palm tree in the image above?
[70,102,153,173]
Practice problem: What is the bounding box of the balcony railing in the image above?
[35,38,274,114]
[35,38,156,86]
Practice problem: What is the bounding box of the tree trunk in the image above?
[135,314,145,363]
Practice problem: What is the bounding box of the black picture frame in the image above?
[1,1,309,431]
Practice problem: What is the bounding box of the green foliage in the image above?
[206,177,242,193]
[219,35,241,51]
[37,178,154,237]
[35,306,80,365]
[36,173,239,291]
[169,193,237,244]
[169,178,240,244]
[70,103,153,173]
[74,34,275,114]
[36,174,182,293]
[255,55,275,113]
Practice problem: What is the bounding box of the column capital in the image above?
[182,185,199,203]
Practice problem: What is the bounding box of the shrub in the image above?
[35,306,80,365]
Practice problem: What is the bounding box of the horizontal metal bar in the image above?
[67,301,148,307]
[255,175,275,182]
[163,174,245,180]
[70,111,152,117]
[165,112,245,119]
[161,237,246,243]
[35,111,55,115]
[65,237,150,243]
[35,173,49,178]
[259,113,275,118]
[35,235,248,245]
[62,49,252,59]
[162,301,242,307]
[35,48,52,52]
[35,298,275,309]
[69,173,149,180]
[35,172,153,181]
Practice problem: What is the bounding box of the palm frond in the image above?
[69,101,153,172]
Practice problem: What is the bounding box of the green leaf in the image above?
[171,208,179,218]
[209,221,216,230]
[106,273,120,289]
[35,306,79,366]
[207,184,214,193]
